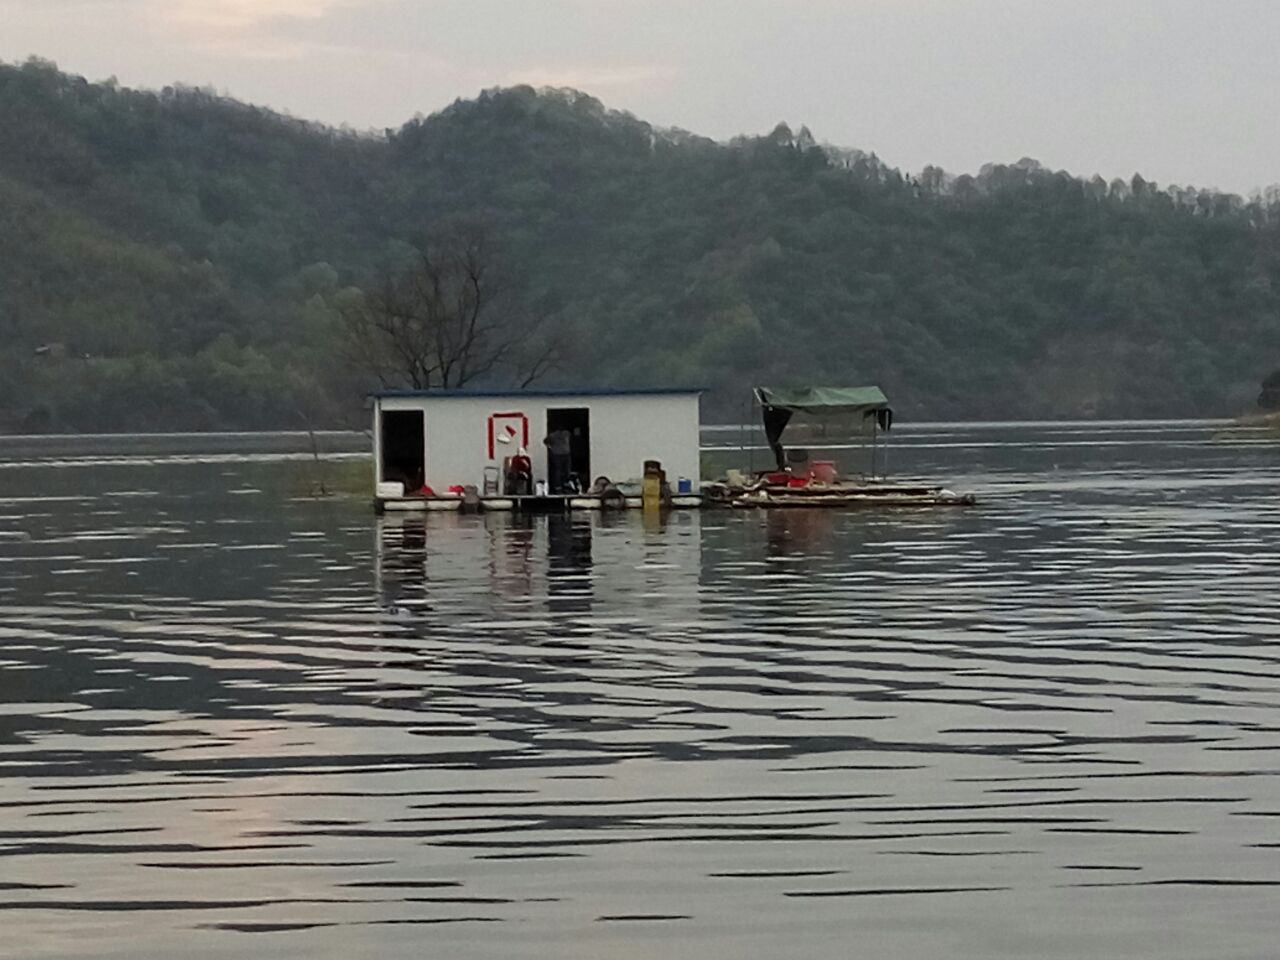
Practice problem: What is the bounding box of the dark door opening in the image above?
[546,408,590,492]
[381,410,424,490]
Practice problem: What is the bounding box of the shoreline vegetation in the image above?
[3,58,1280,431]
[285,455,372,500]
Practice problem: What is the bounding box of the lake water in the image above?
[1,422,1279,959]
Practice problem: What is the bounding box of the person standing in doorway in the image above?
[543,426,572,494]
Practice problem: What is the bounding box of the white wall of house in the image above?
[375,392,702,493]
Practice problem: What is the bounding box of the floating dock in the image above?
[378,493,704,513]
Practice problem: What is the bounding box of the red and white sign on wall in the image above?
[487,412,529,459]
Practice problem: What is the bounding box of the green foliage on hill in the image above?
[3,57,1279,430]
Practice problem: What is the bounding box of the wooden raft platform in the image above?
[704,480,976,509]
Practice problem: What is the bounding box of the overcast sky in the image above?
[3,0,1277,192]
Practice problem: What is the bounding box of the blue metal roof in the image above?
[371,386,705,399]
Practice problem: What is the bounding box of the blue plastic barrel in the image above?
[677,477,693,494]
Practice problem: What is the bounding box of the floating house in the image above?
[371,388,703,512]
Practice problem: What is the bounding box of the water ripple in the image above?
[1,422,1278,959]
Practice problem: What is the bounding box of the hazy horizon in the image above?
[3,0,1278,194]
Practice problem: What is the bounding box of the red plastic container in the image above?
[787,476,810,488]
[765,472,790,485]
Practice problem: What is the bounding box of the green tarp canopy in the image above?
[754,385,890,416]
[754,385,893,471]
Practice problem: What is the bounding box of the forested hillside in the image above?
[2,57,1279,430]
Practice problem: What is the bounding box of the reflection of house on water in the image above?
[545,512,593,614]
[375,511,703,623]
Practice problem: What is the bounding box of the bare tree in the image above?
[344,226,558,390]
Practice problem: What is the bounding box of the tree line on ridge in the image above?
[2,57,1279,431]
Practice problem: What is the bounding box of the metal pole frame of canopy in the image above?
[752,386,894,481]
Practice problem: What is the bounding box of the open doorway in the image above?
[380,410,424,490]
[546,407,590,492]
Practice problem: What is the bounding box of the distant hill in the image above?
[2,57,1279,430]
